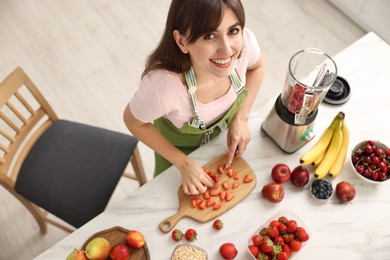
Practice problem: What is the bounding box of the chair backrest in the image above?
[0,67,58,185]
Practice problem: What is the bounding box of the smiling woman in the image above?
[123,0,265,196]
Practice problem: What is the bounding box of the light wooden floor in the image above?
[0,0,365,259]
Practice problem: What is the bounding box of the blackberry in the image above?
[311,179,333,199]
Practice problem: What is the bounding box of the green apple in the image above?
[85,237,111,260]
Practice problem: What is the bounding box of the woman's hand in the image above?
[226,116,251,164]
[176,157,215,195]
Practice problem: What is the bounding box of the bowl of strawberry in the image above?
[350,140,390,184]
[247,209,310,259]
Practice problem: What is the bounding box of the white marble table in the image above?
[35,32,390,260]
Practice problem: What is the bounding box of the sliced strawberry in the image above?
[222,181,229,190]
[210,189,220,196]
[206,198,216,207]
[226,191,234,201]
[217,165,224,174]
[204,169,214,177]
[233,171,240,180]
[203,190,210,200]
[213,174,221,183]
[191,198,198,208]
[219,191,226,200]
[243,175,253,183]
[213,201,222,210]
[198,199,206,209]
[226,169,234,178]
[232,182,239,189]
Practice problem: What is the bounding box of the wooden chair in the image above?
[0,67,147,234]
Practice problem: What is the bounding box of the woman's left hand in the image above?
[226,116,250,164]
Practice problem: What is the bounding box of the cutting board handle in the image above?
[159,212,183,233]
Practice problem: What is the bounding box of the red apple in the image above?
[336,181,356,202]
[110,244,130,260]
[219,243,238,259]
[261,183,284,203]
[290,166,309,187]
[271,164,291,183]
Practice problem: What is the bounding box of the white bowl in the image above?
[171,244,208,260]
[350,140,390,184]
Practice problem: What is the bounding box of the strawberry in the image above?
[232,182,239,189]
[217,165,224,174]
[226,169,234,178]
[219,191,226,200]
[252,234,263,247]
[204,169,213,177]
[206,198,216,207]
[222,181,229,190]
[260,227,269,236]
[282,233,294,244]
[243,174,253,183]
[248,245,260,258]
[198,199,206,209]
[258,253,270,260]
[274,235,284,245]
[213,219,223,230]
[282,244,292,257]
[203,190,210,200]
[213,174,221,183]
[268,226,279,238]
[269,220,281,228]
[278,216,288,224]
[277,251,288,260]
[185,229,197,242]
[260,237,273,253]
[171,229,183,242]
[213,201,222,210]
[225,191,234,201]
[296,229,309,242]
[286,222,297,233]
[210,188,220,196]
[290,240,302,252]
[233,171,240,180]
[278,223,287,234]
[191,198,198,208]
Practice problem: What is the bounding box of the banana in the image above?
[314,118,343,179]
[300,112,344,165]
[328,120,350,177]
[312,149,326,167]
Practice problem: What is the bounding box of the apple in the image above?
[110,243,131,260]
[85,237,111,260]
[66,249,88,260]
[219,243,238,259]
[290,166,309,187]
[271,164,291,183]
[261,183,284,203]
[336,181,356,202]
[126,230,145,249]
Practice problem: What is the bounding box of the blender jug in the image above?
[262,48,337,153]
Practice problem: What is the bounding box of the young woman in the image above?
[123,0,264,195]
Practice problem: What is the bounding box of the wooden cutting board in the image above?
[82,226,150,260]
[159,153,256,233]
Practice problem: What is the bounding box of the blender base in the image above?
[261,97,316,153]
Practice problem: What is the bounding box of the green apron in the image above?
[153,67,248,176]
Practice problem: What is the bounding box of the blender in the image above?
[262,48,337,153]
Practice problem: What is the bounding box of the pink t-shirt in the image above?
[129,28,261,129]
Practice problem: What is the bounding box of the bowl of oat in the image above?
[171,244,208,260]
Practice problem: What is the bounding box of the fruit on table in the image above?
[311,179,333,200]
[66,249,88,260]
[219,243,238,259]
[248,216,309,259]
[271,164,291,184]
[300,111,350,178]
[185,228,197,242]
[351,140,390,181]
[261,183,284,203]
[335,181,356,202]
[213,219,223,230]
[85,237,111,260]
[109,243,130,260]
[126,230,145,249]
[171,229,183,242]
[290,166,309,188]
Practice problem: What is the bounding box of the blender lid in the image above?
[323,76,351,105]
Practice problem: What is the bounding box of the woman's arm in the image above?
[227,54,265,164]
[123,106,214,195]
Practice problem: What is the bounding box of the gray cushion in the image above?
[15,119,138,228]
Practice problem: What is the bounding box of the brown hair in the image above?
[142,0,245,78]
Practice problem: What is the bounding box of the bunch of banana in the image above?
[300,111,350,179]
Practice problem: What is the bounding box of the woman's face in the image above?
[184,6,243,79]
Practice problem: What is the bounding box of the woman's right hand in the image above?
[176,157,215,195]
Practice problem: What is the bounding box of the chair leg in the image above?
[130,146,147,186]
